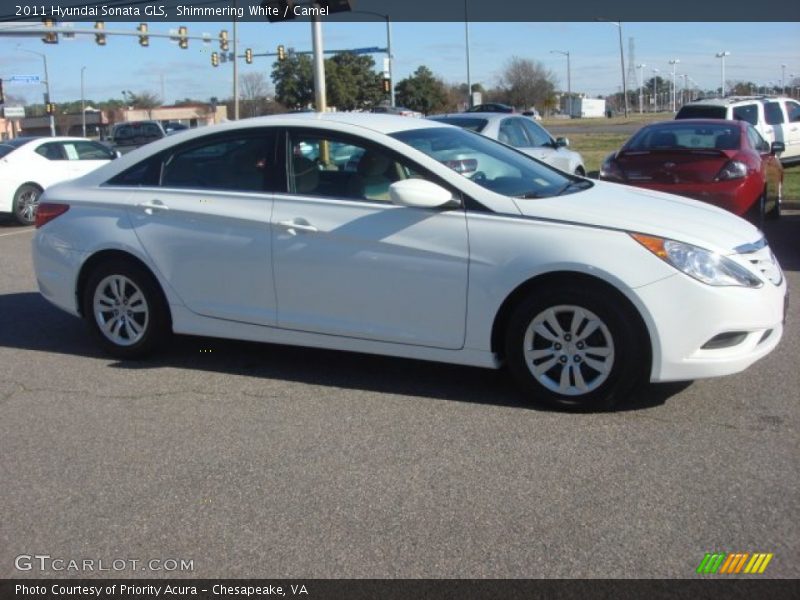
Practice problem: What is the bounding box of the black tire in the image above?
[82,260,170,359]
[745,189,766,229]
[12,184,42,226]
[504,283,648,411]
[765,182,782,220]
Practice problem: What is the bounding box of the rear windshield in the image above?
[0,138,35,158]
[675,105,727,120]
[625,123,741,151]
[428,117,489,132]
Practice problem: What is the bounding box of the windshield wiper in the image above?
[515,191,549,199]
[555,179,592,196]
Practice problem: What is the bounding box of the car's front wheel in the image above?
[12,184,42,226]
[83,260,170,359]
[504,283,647,411]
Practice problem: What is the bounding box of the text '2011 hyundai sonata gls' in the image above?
[32,113,786,410]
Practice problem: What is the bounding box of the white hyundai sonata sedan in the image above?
[32,113,786,410]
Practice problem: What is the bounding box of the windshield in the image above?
[391,126,573,198]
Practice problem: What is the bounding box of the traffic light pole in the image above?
[232,3,239,120]
[311,13,326,113]
[17,47,55,136]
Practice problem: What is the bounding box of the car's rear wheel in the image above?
[766,181,782,220]
[745,189,766,229]
[83,260,170,359]
[12,184,42,226]
[504,284,647,411]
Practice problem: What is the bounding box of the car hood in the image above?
[511,179,761,253]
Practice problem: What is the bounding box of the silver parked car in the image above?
[429,113,586,175]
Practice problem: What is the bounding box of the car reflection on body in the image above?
[32,113,785,410]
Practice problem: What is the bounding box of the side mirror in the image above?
[389,179,454,208]
[555,137,569,148]
[770,141,785,155]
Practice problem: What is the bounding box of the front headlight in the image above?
[631,233,762,288]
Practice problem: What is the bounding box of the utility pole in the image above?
[669,59,680,112]
[81,66,86,137]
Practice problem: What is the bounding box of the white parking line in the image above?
[0,228,34,237]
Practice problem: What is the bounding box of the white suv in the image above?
[676,96,800,165]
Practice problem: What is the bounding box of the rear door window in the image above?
[732,104,758,125]
[764,102,784,125]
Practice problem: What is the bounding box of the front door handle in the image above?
[277,219,318,235]
[137,199,169,215]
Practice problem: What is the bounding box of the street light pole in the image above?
[652,68,659,112]
[18,47,55,136]
[781,63,787,95]
[715,51,730,97]
[385,15,394,108]
[80,66,86,137]
[550,50,571,116]
[614,22,628,117]
[465,0,472,109]
[636,63,646,113]
[669,59,680,112]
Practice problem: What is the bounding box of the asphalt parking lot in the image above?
[0,214,798,579]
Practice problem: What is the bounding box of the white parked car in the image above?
[32,114,786,410]
[0,136,117,225]
[676,96,800,165]
[429,113,586,175]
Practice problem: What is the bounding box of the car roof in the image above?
[682,96,790,107]
[210,112,446,136]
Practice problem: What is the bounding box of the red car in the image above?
[599,119,784,222]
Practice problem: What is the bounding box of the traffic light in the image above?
[137,23,149,47]
[219,30,229,52]
[245,48,253,64]
[45,102,56,115]
[178,26,188,49]
[277,45,286,61]
[211,52,219,67]
[382,78,391,93]
[94,21,106,46]
[41,18,58,44]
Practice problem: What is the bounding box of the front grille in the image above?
[735,238,782,286]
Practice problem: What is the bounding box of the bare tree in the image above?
[239,72,271,117]
[128,91,162,119]
[496,57,557,110]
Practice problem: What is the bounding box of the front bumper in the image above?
[637,270,786,382]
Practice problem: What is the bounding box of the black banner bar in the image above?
[1,0,799,22]
[2,580,800,600]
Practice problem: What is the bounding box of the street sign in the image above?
[6,75,41,84]
[2,106,25,118]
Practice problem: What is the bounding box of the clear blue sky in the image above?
[1,21,798,105]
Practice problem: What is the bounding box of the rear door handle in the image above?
[137,199,169,215]
[277,219,318,235]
